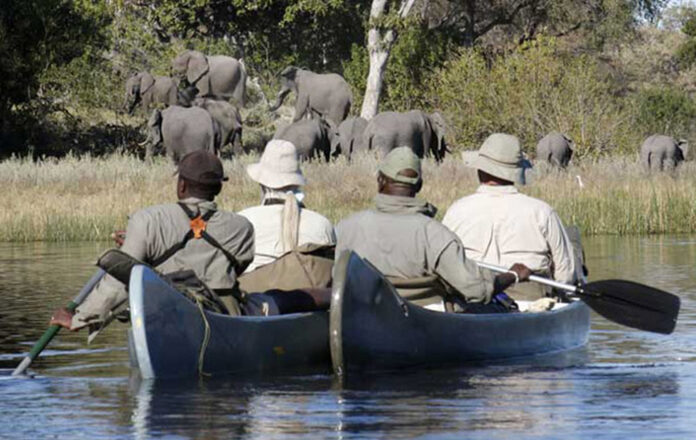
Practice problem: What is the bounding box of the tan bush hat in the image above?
[464,133,532,184]
[379,146,421,185]
[247,140,306,189]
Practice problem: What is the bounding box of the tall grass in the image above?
[0,153,694,242]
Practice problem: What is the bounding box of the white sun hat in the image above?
[247,140,307,189]
[464,133,532,184]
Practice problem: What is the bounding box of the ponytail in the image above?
[281,191,300,252]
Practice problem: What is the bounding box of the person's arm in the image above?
[51,212,151,331]
[434,241,531,304]
[545,210,577,284]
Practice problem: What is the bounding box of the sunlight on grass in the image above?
[0,153,694,241]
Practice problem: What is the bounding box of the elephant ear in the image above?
[139,72,155,94]
[187,51,209,85]
[429,112,448,160]
[279,66,298,79]
[147,109,163,146]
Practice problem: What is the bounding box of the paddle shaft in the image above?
[11,269,106,376]
[476,261,580,294]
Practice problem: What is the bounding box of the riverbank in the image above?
[1,153,694,241]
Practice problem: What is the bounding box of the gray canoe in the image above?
[330,252,591,375]
[128,265,330,379]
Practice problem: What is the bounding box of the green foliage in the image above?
[343,25,456,113]
[0,0,110,120]
[682,8,696,37]
[430,38,638,157]
[633,87,696,136]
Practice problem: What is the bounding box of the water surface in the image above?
[1,237,695,439]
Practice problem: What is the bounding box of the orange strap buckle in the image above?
[190,216,207,239]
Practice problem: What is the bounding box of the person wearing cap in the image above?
[442,133,577,301]
[50,150,255,338]
[335,146,532,312]
[239,140,335,273]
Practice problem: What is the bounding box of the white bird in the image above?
[575,175,585,189]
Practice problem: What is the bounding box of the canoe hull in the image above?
[129,265,330,378]
[330,252,591,375]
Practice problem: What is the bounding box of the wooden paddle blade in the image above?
[579,280,680,335]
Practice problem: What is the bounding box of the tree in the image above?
[361,0,417,119]
[0,0,109,127]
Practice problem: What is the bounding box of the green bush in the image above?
[429,38,640,157]
[343,25,456,115]
[633,86,696,137]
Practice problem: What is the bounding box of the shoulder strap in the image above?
[150,203,227,268]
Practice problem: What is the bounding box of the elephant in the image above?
[193,98,243,152]
[124,72,178,114]
[171,50,247,106]
[273,118,338,161]
[269,66,352,125]
[640,134,687,172]
[331,116,368,158]
[362,110,447,160]
[146,105,219,164]
[536,132,574,167]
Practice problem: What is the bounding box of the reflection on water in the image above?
[1,236,695,439]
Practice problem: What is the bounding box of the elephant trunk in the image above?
[269,87,291,112]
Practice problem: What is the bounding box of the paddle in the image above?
[476,261,680,335]
[11,269,106,376]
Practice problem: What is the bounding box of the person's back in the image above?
[443,133,576,301]
[240,204,333,271]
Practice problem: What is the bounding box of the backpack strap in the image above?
[150,203,238,271]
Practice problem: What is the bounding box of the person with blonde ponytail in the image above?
[239,140,335,273]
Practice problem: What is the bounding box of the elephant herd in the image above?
[125,51,450,164]
[125,52,690,171]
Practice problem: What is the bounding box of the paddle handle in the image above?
[11,269,106,376]
[475,261,578,294]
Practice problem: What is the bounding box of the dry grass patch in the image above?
[0,153,694,241]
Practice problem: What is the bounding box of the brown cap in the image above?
[177,151,228,185]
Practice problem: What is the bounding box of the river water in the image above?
[1,236,694,439]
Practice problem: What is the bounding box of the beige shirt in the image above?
[336,194,494,303]
[238,204,336,272]
[442,185,576,284]
[73,197,255,330]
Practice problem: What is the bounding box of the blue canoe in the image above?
[329,252,591,375]
[128,265,330,379]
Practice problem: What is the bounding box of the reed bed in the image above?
[0,153,694,242]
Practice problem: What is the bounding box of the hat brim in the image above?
[247,162,306,189]
[463,151,532,185]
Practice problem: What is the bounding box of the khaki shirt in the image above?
[73,197,254,330]
[238,205,336,272]
[442,185,576,284]
[335,194,494,303]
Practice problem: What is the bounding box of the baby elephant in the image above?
[125,72,178,115]
[536,132,573,168]
[332,116,368,158]
[273,118,337,161]
[640,135,687,172]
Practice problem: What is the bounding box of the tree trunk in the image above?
[360,0,416,120]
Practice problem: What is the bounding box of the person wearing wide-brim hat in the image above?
[443,133,579,302]
[239,139,335,273]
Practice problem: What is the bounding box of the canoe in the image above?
[128,265,331,379]
[329,251,591,375]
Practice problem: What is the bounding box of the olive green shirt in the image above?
[72,197,254,332]
[335,194,494,304]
